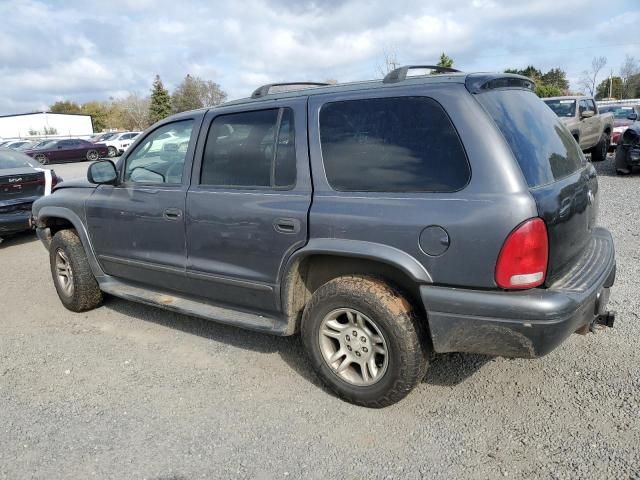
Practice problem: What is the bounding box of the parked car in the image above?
[102,132,141,157]
[543,96,614,162]
[23,138,108,164]
[2,140,34,150]
[598,104,640,149]
[1,148,60,239]
[14,141,40,151]
[32,68,616,407]
[614,120,640,174]
[89,132,118,143]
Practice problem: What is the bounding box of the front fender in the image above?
[35,205,105,279]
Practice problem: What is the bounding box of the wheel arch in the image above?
[279,239,431,335]
[36,206,105,279]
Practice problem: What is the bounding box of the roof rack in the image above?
[251,82,331,99]
[383,65,461,84]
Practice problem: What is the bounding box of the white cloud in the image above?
[0,0,638,114]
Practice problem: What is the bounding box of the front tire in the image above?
[590,134,609,162]
[301,276,429,408]
[49,230,103,312]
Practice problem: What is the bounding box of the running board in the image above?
[99,278,287,335]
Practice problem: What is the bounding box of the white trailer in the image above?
[0,112,94,140]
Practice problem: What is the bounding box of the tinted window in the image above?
[200,108,296,188]
[319,97,469,192]
[125,120,193,184]
[476,89,584,187]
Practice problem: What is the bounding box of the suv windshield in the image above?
[543,99,576,118]
[477,90,585,187]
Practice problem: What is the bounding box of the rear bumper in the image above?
[0,210,31,235]
[422,228,616,358]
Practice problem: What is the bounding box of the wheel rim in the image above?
[35,154,47,164]
[107,147,116,157]
[87,150,99,161]
[55,249,74,296]
[318,308,389,386]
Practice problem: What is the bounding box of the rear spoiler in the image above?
[465,73,535,94]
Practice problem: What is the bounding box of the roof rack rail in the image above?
[383,65,461,84]
[251,82,331,99]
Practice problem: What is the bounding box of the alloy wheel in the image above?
[55,249,74,296]
[318,308,389,386]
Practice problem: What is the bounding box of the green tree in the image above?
[436,53,454,68]
[541,67,569,92]
[148,75,172,124]
[535,84,563,98]
[171,74,227,113]
[81,101,108,132]
[595,76,623,99]
[172,74,203,113]
[49,100,82,114]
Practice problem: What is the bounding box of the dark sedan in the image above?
[0,148,61,239]
[23,138,108,164]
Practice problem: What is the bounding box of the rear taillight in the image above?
[495,218,548,289]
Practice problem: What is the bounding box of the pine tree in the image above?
[437,53,454,69]
[148,75,172,124]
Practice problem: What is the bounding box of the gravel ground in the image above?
[1,156,639,479]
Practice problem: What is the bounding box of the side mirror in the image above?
[87,160,117,185]
[627,112,638,121]
[581,110,595,119]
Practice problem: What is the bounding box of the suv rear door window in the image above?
[319,97,469,192]
[200,108,296,189]
[476,90,585,187]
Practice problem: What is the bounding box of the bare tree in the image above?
[619,55,639,99]
[578,56,607,96]
[376,48,401,77]
[119,93,150,131]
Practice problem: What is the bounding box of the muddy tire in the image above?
[301,275,429,408]
[614,146,631,175]
[590,134,609,162]
[49,229,103,312]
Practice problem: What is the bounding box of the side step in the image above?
[99,278,287,335]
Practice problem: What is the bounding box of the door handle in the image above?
[164,208,183,220]
[273,218,300,234]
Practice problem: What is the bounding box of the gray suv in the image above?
[32,66,616,407]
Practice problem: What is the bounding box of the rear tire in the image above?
[86,149,99,161]
[49,230,103,312]
[107,146,117,158]
[35,154,48,165]
[301,275,429,408]
[590,134,609,162]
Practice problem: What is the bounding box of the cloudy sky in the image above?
[1,0,639,115]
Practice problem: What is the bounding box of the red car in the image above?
[598,104,640,149]
[24,139,108,164]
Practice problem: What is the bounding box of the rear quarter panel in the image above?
[307,83,537,288]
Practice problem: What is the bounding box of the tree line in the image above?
[379,50,640,99]
[50,74,227,132]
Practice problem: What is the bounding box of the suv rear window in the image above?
[477,90,584,187]
[319,97,470,192]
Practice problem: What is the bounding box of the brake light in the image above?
[495,218,548,289]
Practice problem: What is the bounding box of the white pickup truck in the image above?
[543,96,614,162]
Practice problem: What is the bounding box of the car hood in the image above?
[614,119,634,128]
[53,178,96,191]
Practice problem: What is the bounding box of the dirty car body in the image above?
[32,69,616,406]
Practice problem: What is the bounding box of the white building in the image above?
[0,112,94,139]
